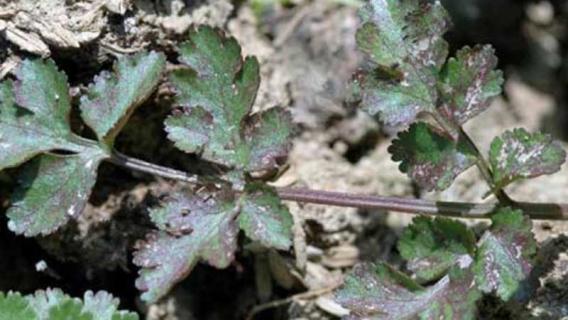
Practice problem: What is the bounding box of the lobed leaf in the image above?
[7,150,105,237]
[398,216,476,283]
[1,53,164,237]
[165,26,294,178]
[489,128,566,188]
[0,292,36,320]
[135,192,240,302]
[438,45,504,125]
[239,184,293,250]
[388,122,477,191]
[80,51,166,145]
[0,65,78,171]
[0,289,137,320]
[355,0,450,129]
[473,208,537,301]
[135,186,293,302]
[335,262,480,320]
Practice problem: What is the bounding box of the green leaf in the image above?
[239,184,293,250]
[356,0,450,129]
[7,150,105,237]
[14,59,72,135]
[438,45,504,125]
[165,26,294,177]
[489,128,566,188]
[398,216,476,283]
[80,51,166,145]
[135,192,240,302]
[0,292,37,320]
[388,122,477,191]
[0,289,138,320]
[135,186,293,302]
[335,263,481,320]
[0,63,81,171]
[473,208,537,301]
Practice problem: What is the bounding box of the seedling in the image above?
[0,0,567,318]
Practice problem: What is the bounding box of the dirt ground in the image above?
[2,0,568,319]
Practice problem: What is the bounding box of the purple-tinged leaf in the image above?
[165,26,294,178]
[388,122,477,191]
[239,184,293,250]
[80,51,166,146]
[473,208,537,301]
[6,149,105,237]
[438,45,503,125]
[356,0,451,129]
[14,59,72,135]
[134,192,240,302]
[135,186,294,302]
[439,45,504,125]
[398,216,476,283]
[335,262,480,320]
[244,108,295,172]
[0,65,83,171]
[489,128,566,188]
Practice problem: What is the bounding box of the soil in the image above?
[1,0,568,319]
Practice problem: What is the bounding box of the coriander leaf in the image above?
[0,63,82,171]
[489,128,566,188]
[239,184,293,250]
[134,192,240,302]
[335,263,480,320]
[165,26,294,176]
[0,292,36,320]
[7,149,105,237]
[438,45,504,125]
[356,0,450,129]
[388,122,477,191]
[0,289,138,320]
[473,208,537,301]
[398,216,476,283]
[80,51,166,146]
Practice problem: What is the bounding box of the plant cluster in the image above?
[0,0,566,318]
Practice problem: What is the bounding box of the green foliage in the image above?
[389,122,477,191]
[337,207,537,319]
[0,289,137,320]
[336,263,480,319]
[474,208,537,301]
[489,128,566,189]
[165,26,294,184]
[134,185,292,303]
[7,152,104,236]
[0,52,165,237]
[438,45,504,125]
[398,216,476,283]
[355,0,450,129]
[80,51,166,146]
[337,0,550,317]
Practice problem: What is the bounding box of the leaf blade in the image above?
[7,150,105,237]
[388,122,477,191]
[239,184,293,250]
[398,216,476,283]
[489,128,566,188]
[473,208,537,301]
[135,192,239,302]
[80,51,166,144]
[335,262,480,320]
[438,45,503,125]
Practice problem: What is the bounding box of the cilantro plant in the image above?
[1,0,568,318]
